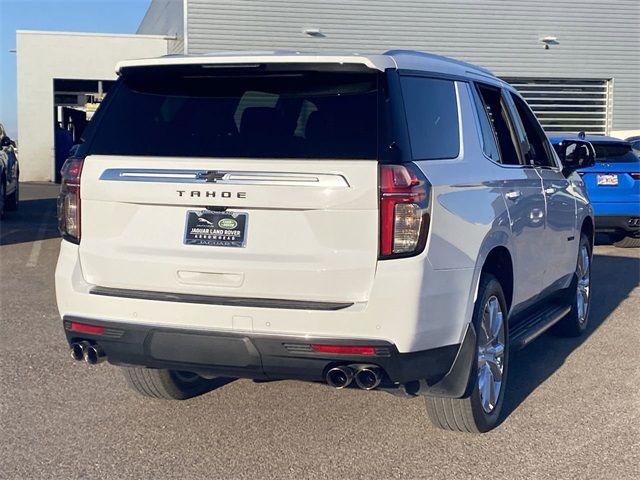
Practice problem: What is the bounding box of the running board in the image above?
[510,303,572,350]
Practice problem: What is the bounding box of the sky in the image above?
[0,0,151,140]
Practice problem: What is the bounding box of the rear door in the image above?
[76,64,385,305]
[472,83,546,307]
[507,92,577,290]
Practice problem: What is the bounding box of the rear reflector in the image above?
[310,344,376,356]
[69,322,105,335]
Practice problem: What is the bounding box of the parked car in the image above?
[0,122,19,219]
[56,50,596,433]
[550,134,640,248]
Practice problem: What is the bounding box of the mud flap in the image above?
[415,323,476,398]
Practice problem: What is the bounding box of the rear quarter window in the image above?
[400,76,460,160]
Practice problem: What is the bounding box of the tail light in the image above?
[630,173,640,180]
[379,164,431,259]
[57,156,84,243]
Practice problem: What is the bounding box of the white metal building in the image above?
[16,31,173,181]
[16,0,640,181]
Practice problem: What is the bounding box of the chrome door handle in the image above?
[505,190,522,201]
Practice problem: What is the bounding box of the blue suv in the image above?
[550,134,640,248]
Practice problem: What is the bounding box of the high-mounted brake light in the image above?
[57,156,84,243]
[379,164,431,259]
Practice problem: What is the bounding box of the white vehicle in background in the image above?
[56,50,595,433]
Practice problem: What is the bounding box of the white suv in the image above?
[56,50,595,433]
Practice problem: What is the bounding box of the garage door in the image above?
[502,78,612,135]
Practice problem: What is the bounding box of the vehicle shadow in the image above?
[501,251,640,420]
[202,376,237,393]
[595,232,618,246]
[0,197,60,246]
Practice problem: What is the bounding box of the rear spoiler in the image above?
[116,53,395,74]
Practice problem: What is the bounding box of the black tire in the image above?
[553,233,592,337]
[5,180,18,211]
[122,367,224,400]
[425,274,509,433]
[0,179,6,220]
[613,236,640,248]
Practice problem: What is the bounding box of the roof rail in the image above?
[384,49,495,76]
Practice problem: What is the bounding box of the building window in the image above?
[502,78,611,135]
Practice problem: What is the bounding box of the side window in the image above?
[474,84,521,165]
[470,85,501,162]
[509,93,555,167]
[400,76,460,160]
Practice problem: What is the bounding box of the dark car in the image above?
[550,134,640,247]
[0,123,20,219]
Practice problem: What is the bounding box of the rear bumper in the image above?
[595,214,640,235]
[56,240,477,354]
[592,201,640,217]
[63,316,464,389]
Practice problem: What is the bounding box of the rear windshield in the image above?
[593,143,639,163]
[81,65,381,159]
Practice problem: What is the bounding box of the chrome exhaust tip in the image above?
[70,341,89,361]
[83,344,106,365]
[326,366,354,389]
[355,366,382,390]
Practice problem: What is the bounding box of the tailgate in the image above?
[581,142,640,203]
[582,163,640,204]
[72,61,387,305]
[79,156,379,303]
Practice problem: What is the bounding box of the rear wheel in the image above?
[554,233,592,337]
[613,235,640,248]
[5,179,18,211]
[425,274,509,433]
[0,179,5,219]
[122,367,226,400]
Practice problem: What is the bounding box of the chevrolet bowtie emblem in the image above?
[197,171,225,183]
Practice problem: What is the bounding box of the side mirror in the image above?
[0,136,12,148]
[556,140,596,175]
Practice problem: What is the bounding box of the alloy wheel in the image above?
[576,245,591,324]
[477,295,505,414]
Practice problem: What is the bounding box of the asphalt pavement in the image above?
[1,183,639,479]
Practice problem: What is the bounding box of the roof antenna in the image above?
[578,131,586,139]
